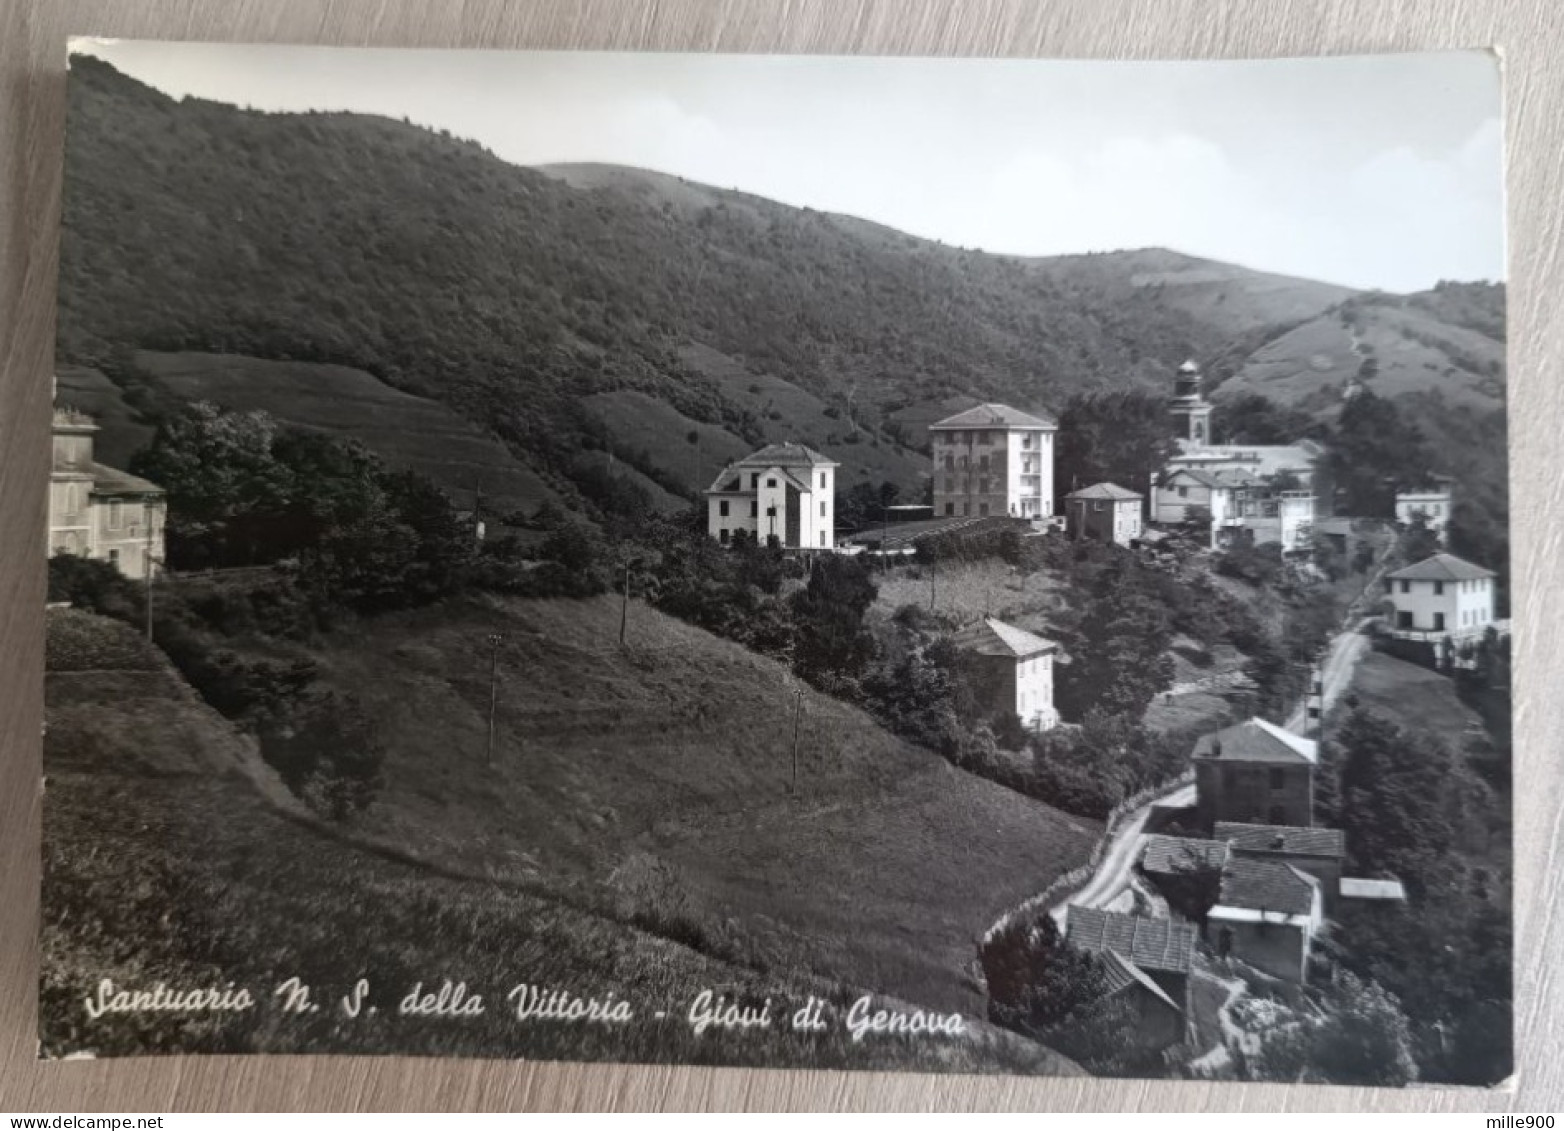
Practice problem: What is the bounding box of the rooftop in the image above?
[1192,717,1318,765]
[1216,857,1318,918]
[1161,467,1263,491]
[1215,822,1345,859]
[733,442,838,470]
[1065,906,1197,975]
[1386,552,1496,583]
[1066,482,1144,502]
[1141,835,1230,875]
[930,403,1058,431]
[1339,877,1409,902]
[951,616,1058,660]
[87,462,164,498]
[1098,950,1182,1013]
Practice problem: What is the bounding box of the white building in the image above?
[929,404,1056,522]
[1152,468,1258,546]
[704,442,838,550]
[48,407,166,580]
[1384,552,1497,640]
[1064,482,1144,546]
[1395,478,1455,544]
[950,617,1060,732]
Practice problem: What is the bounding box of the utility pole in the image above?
[928,546,937,611]
[619,558,641,646]
[143,500,156,642]
[486,632,504,766]
[789,687,803,793]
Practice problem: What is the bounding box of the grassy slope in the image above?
[1218,298,1505,416]
[132,350,568,516]
[1347,650,1489,747]
[308,593,1100,1015]
[42,609,1079,1073]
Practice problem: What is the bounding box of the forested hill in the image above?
[60,56,1354,514]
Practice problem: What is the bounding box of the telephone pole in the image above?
[143,500,157,641]
[486,632,504,766]
[789,688,803,793]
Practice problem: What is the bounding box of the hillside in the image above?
[1216,285,1506,415]
[301,592,1099,1014]
[59,58,1355,514]
[42,606,1082,1071]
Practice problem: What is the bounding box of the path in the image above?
[1284,618,1371,732]
[1051,782,1195,926]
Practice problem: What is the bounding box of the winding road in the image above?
[1051,614,1374,926]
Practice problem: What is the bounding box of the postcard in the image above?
[41,41,1509,1087]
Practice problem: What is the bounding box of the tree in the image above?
[1055,557,1175,720]
[1245,970,1418,1087]
[1327,389,1438,517]
[257,689,386,820]
[1056,390,1175,506]
[981,912,1109,1038]
[789,555,878,691]
[1210,393,1315,445]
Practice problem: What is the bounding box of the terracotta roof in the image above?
[1192,717,1317,765]
[1141,835,1230,874]
[1386,552,1495,582]
[1065,907,1197,975]
[930,403,1058,430]
[1066,482,1143,502]
[1215,822,1345,859]
[950,617,1058,659]
[88,462,163,497]
[1217,857,1317,918]
[733,443,838,469]
[1098,950,1182,1013]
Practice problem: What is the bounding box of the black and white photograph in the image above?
[40,41,1510,1087]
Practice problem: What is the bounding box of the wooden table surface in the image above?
[2,0,1559,1112]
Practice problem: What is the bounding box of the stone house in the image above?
[1214,822,1346,913]
[1064,482,1144,546]
[1207,856,1324,984]
[1193,717,1318,829]
[1065,906,1196,1053]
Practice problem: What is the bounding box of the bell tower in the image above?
[1170,359,1213,446]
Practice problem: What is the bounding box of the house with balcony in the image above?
[1383,552,1496,642]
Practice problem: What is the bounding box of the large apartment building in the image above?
[928,403,1057,522]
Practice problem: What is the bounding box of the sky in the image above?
[71,41,1505,293]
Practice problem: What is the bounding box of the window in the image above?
[1434,581,1444,595]
[979,455,990,472]
[1434,612,1446,631]
[1177,486,1188,498]
[1269,768,1286,790]
[945,477,955,492]
[819,501,826,518]
[719,529,730,544]
[962,503,970,516]
[719,501,730,517]
[1399,580,1410,594]
[943,455,954,471]
[819,531,826,547]
[767,478,777,488]
[978,477,990,494]
[819,473,826,489]
[1022,436,1032,450]
[750,473,759,489]
[979,503,990,516]
[750,501,759,517]
[107,548,120,567]
[944,503,954,516]
[108,500,122,529]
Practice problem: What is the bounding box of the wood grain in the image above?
[2,0,1558,1112]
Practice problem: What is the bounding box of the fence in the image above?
[981,767,1196,945]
